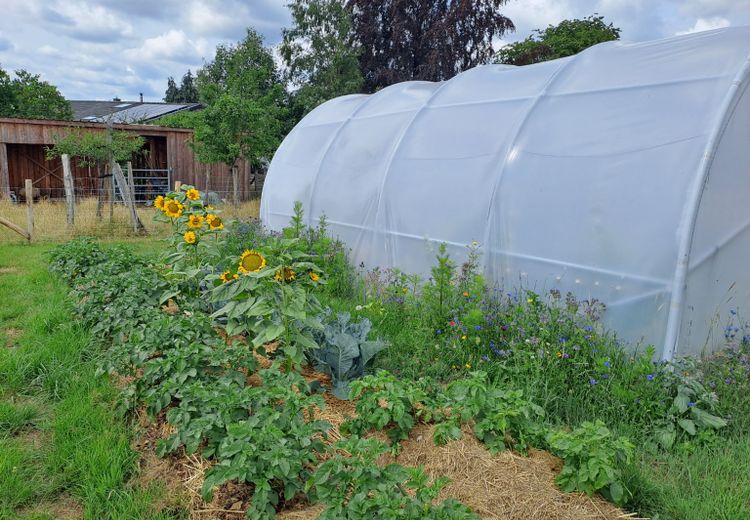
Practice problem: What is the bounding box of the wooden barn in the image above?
[0,118,262,202]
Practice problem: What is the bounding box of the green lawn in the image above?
[0,242,183,520]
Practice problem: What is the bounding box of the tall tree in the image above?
[178,70,199,103]
[347,0,514,92]
[164,76,179,102]
[281,0,363,115]
[0,65,72,120]
[495,15,621,66]
[193,29,286,169]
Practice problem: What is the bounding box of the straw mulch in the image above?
[131,351,642,520]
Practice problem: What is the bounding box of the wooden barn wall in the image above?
[0,118,264,201]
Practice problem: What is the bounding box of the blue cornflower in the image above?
[481,355,489,362]
[725,378,733,385]
[436,329,442,335]
[688,401,695,407]
[572,344,581,351]
[604,360,611,368]
[589,378,598,385]
[647,374,655,381]
[584,325,593,332]
[602,373,609,379]
[474,325,482,331]
[559,336,568,343]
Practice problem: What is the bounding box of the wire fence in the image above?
[0,196,261,244]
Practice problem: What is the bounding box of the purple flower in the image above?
[688,401,695,407]
[584,325,593,332]
[436,329,442,335]
[589,378,598,385]
[474,325,482,331]
[647,374,655,381]
[604,361,611,368]
[572,344,581,351]
[481,355,489,362]
[725,378,733,385]
[602,373,609,379]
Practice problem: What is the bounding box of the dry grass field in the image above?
[0,198,261,243]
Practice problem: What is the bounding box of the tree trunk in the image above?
[61,154,75,228]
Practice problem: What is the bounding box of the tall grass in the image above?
[0,197,261,244]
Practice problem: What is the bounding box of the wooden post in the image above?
[231,166,239,208]
[96,166,103,220]
[61,154,75,227]
[174,181,182,192]
[204,166,210,194]
[113,163,145,233]
[24,179,33,242]
[126,162,136,202]
[0,143,9,200]
[108,164,114,222]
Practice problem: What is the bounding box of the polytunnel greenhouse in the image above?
[261,26,750,361]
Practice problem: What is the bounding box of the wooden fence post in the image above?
[232,166,239,208]
[61,153,75,228]
[24,179,33,243]
[113,163,145,233]
[174,181,182,192]
[0,143,9,200]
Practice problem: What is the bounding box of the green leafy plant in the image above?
[308,436,479,519]
[440,371,546,453]
[341,370,434,448]
[310,310,388,399]
[547,420,634,505]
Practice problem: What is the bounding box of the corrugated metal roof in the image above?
[69,100,201,123]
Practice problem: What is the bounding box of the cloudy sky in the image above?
[1,0,749,102]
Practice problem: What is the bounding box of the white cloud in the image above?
[125,29,207,64]
[676,16,731,35]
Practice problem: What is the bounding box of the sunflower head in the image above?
[185,188,201,201]
[184,231,197,244]
[275,267,296,283]
[238,250,266,273]
[154,195,165,210]
[309,271,320,282]
[187,214,205,229]
[219,271,238,283]
[163,198,184,218]
[207,215,224,230]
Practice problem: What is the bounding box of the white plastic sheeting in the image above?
[261,27,750,360]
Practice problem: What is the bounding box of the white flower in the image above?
[355,305,363,311]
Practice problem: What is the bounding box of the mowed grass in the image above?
[0,243,183,519]
[0,197,260,244]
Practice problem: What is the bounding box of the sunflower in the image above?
[154,195,165,210]
[275,267,296,282]
[219,271,239,283]
[184,231,197,244]
[163,198,184,218]
[186,188,201,201]
[207,215,224,230]
[309,271,320,282]
[187,214,205,229]
[238,250,266,273]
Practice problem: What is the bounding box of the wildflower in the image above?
[589,378,598,385]
[183,231,197,244]
[463,291,469,297]
[436,329,442,335]
[556,351,563,359]
[527,297,534,304]
[452,365,458,369]
[449,321,456,327]
[602,373,609,379]
[572,344,581,351]
[725,378,733,385]
[219,271,238,283]
[563,353,570,359]
[154,195,165,210]
[355,305,363,311]
[275,267,296,282]
[238,250,266,273]
[187,214,205,229]
[474,325,482,331]
[206,214,224,230]
[604,360,611,368]
[162,198,183,218]
[186,188,200,201]
[461,335,467,341]
[309,271,320,282]
[688,401,696,407]
[464,363,472,369]
[647,374,655,381]
[471,241,478,247]
[481,355,489,362]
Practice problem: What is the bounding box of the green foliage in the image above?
[547,420,634,505]
[164,70,199,103]
[496,15,620,65]
[342,370,433,447]
[45,129,146,168]
[441,371,546,453]
[0,65,72,120]
[308,437,480,519]
[194,28,286,168]
[281,0,364,115]
[310,310,388,399]
[201,369,329,518]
